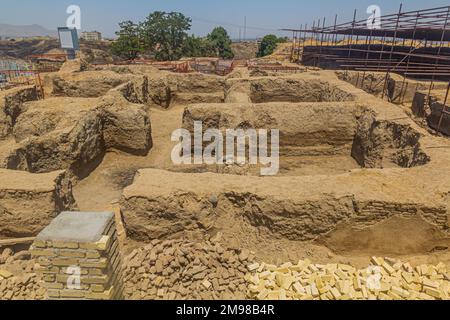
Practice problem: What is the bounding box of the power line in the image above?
[189,15,279,33]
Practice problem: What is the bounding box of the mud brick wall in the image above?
[30,212,124,300]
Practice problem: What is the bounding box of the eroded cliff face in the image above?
[352,109,430,169]
[0,86,38,140]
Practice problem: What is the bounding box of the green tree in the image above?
[140,11,192,61]
[207,27,234,59]
[110,21,142,60]
[182,35,216,57]
[257,34,282,57]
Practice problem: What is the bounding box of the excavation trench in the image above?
[180,102,430,176]
[2,67,448,266]
[122,99,439,261]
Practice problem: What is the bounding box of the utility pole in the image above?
[244,16,247,41]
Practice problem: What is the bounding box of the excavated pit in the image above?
[1,65,450,276]
[118,71,450,263]
[181,102,430,176]
[249,78,355,103]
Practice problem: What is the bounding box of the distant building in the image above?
[81,31,102,42]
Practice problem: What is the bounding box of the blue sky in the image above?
[1,0,449,38]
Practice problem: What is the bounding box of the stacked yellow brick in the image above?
[31,212,124,300]
[246,257,450,300]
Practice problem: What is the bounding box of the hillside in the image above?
[0,24,57,39]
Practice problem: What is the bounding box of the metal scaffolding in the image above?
[284,5,450,77]
[283,4,450,135]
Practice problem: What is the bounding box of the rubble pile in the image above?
[0,248,45,300]
[122,239,254,300]
[246,257,450,300]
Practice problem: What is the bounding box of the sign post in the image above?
[57,27,80,60]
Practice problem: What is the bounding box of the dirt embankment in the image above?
[0,66,153,178]
[0,169,76,238]
[231,42,258,60]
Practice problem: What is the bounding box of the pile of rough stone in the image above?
[0,248,45,300]
[246,257,450,300]
[122,238,255,300]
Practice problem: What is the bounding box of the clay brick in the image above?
[43,274,56,282]
[88,268,105,276]
[391,286,410,298]
[90,284,107,292]
[353,276,362,291]
[45,282,64,290]
[81,275,109,285]
[248,263,259,272]
[279,290,287,300]
[202,280,212,289]
[60,290,87,299]
[371,257,384,266]
[52,241,79,249]
[47,290,60,298]
[310,284,319,297]
[335,269,348,280]
[422,278,440,289]
[256,289,269,300]
[382,262,395,275]
[52,258,80,267]
[293,282,305,294]
[79,235,111,251]
[319,285,332,295]
[36,257,52,266]
[86,250,101,259]
[424,287,442,299]
[402,272,414,284]
[79,258,108,269]
[330,287,342,299]
[35,266,60,275]
[56,274,70,283]
[0,270,13,279]
[259,271,271,279]
[30,248,57,257]
[33,240,48,248]
[60,250,86,258]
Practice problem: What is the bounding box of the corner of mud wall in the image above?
[351,110,430,168]
[411,91,427,118]
[428,100,450,136]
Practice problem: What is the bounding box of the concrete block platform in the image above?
[31,212,124,300]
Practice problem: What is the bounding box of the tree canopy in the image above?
[182,35,216,57]
[140,11,192,61]
[111,12,236,61]
[257,34,287,57]
[207,27,234,59]
[110,21,142,61]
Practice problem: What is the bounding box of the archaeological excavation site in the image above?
[1,3,450,302]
